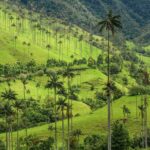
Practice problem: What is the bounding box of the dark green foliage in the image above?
[129,86,150,96]
[88,57,96,68]
[73,58,87,65]
[121,51,139,63]
[112,121,130,150]
[110,63,122,75]
[83,98,106,110]
[0,140,5,150]
[131,129,150,149]
[0,61,44,78]
[95,91,107,102]
[84,134,106,150]
[69,85,80,101]
[107,82,124,100]
[122,77,128,85]
[68,136,79,150]
[38,137,54,150]
[21,135,54,150]
[15,0,150,44]
[97,54,103,66]
[47,59,67,67]
[111,54,123,65]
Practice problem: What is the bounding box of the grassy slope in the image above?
[0,95,149,142]
[0,3,150,149]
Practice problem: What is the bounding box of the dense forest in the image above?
[0,0,150,150]
[18,0,150,43]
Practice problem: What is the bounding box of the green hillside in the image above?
[12,0,150,44]
[0,1,150,150]
[0,96,150,144]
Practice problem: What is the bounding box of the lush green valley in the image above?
[0,0,150,150]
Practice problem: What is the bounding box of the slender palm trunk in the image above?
[70,98,73,131]
[107,30,111,150]
[67,78,70,150]
[54,88,57,150]
[24,116,28,150]
[11,123,13,150]
[23,84,26,100]
[78,135,80,149]
[9,125,11,150]
[144,95,148,149]
[136,95,138,119]
[17,108,19,150]
[5,115,8,150]
[142,113,145,148]
[62,108,65,150]
[141,95,145,148]
[48,49,50,60]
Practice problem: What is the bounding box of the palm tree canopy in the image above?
[57,97,68,111]
[72,129,82,136]
[1,89,17,101]
[57,86,67,97]
[62,65,75,79]
[45,73,63,89]
[0,102,14,116]
[46,44,51,49]
[13,99,24,110]
[97,10,122,35]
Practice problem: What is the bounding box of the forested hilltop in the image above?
[15,0,150,44]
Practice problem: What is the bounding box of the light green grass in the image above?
[0,96,149,142]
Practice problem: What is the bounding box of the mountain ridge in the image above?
[16,0,150,44]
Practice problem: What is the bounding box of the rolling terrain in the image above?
[0,1,150,150]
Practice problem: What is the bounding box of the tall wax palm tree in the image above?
[1,89,17,102]
[36,82,41,100]
[20,77,28,101]
[97,10,122,150]
[142,70,149,149]
[45,72,63,150]
[1,102,14,150]
[21,100,30,142]
[14,35,17,50]
[89,34,93,57]
[13,99,24,150]
[46,44,51,61]
[9,15,14,30]
[138,104,145,147]
[22,41,27,57]
[27,43,31,56]
[58,40,62,61]
[1,89,17,150]
[72,129,82,148]
[57,97,68,150]
[62,65,75,150]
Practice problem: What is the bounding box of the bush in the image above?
[108,82,124,100]
[88,57,96,68]
[20,135,54,150]
[110,63,122,75]
[112,121,131,150]
[122,77,128,85]
[73,58,87,65]
[0,140,5,150]
[83,98,106,110]
[129,86,150,96]
[97,54,103,66]
[84,134,107,150]
[131,129,150,149]
[121,51,139,63]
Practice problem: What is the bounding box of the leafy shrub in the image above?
[110,63,122,75]
[84,134,107,150]
[112,121,131,150]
